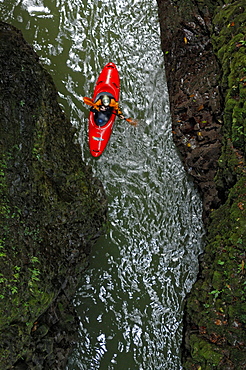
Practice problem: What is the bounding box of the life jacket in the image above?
[94,98,123,116]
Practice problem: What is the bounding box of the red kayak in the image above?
[88,62,120,157]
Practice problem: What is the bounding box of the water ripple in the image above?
[2,0,204,369]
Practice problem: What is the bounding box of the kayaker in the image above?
[89,94,125,120]
[83,95,138,126]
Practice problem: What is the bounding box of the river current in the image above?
[2,0,204,369]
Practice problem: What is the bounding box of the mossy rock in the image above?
[212,1,246,153]
[189,334,223,368]
[0,21,107,368]
[157,0,246,368]
[185,168,246,367]
[212,270,223,290]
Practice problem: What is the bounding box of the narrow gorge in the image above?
[0,0,245,369]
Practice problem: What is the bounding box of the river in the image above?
[2,0,204,369]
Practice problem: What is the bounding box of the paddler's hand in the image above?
[119,115,125,119]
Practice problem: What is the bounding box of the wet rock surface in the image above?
[157,0,246,369]
[0,21,107,369]
[157,0,223,223]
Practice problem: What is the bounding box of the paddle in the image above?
[83,97,138,126]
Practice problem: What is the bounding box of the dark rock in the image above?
[157,0,223,223]
[157,0,246,369]
[0,21,107,369]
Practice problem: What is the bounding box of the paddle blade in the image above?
[83,97,94,106]
[125,118,138,126]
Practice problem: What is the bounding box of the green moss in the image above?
[212,271,223,290]
[212,2,246,153]
[186,168,246,365]
[189,335,223,367]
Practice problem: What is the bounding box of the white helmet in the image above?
[102,95,110,106]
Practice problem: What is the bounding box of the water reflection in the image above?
[2,0,204,368]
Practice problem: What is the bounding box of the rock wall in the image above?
[157,0,246,369]
[157,0,223,223]
[0,21,107,369]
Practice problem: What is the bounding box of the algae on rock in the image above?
[157,0,246,368]
[183,1,246,369]
[0,21,107,369]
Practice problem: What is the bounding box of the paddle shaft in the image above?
[83,97,137,125]
[84,97,126,120]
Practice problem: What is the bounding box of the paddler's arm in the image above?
[82,97,101,111]
[112,109,125,120]
[117,109,125,120]
[110,99,125,119]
